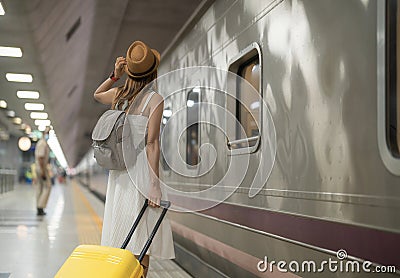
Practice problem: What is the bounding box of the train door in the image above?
[378,0,400,175]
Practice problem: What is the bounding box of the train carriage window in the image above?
[237,57,260,141]
[186,88,200,166]
[387,0,400,157]
[228,45,261,151]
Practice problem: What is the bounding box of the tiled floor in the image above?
[0,180,191,278]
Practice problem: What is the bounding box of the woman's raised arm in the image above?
[93,57,126,105]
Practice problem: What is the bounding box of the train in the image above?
[76,0,400,277]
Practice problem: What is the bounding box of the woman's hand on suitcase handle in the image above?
[148,184,162,208]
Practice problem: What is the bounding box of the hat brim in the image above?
[125,49,160,79]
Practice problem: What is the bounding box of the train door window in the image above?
[387,0,400,157]
[186,88,200,166]
[227,43,262,152]
[161,106,172,171]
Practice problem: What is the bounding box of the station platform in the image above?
[0,180,191,278]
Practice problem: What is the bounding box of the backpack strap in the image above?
[121,100,129,111]
[140,91,156,115]
[115,99,128,111]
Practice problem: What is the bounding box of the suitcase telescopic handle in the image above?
[159,200,171,209]
[120,199,171,263]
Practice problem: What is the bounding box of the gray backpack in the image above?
[91,108,128,170]
[91,92,154,170]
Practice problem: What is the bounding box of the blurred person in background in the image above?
[34,127,51,216]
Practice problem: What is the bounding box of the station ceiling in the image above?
[0,0,203,167]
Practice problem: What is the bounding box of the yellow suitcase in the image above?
[55,200,170,278]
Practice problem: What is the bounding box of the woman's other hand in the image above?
[148,183,162,208]
[114,56,127,78]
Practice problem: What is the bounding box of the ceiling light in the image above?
[25,103,44,111]
[0,2,4,16]
[0,100,7,108]
[0,46,22,57]
[17,90,39,99]
[6,73,33,83]
[38,125,46,132]
[35,120,51,126]
[6,110,15,117]
[12,117,22,125]
[0,131,9,141]
[30,112,48,119]
[18,137,31,151]
[250,101,260,110]
[25,125,31,134]
[187,100,194,107]
[163,109,172,117]
[47,131,68,168]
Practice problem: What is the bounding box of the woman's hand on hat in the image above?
[114,56,127,78]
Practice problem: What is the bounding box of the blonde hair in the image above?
[112,71,157,111]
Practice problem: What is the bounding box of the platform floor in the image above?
[0,180,191,278]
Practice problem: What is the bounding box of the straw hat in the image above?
[124,41,160,78]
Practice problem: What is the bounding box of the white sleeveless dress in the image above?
[101,92,175,259]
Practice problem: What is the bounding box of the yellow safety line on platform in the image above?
[71,181,103,244]
[73,181,103,230]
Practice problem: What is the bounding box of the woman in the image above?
[93,41,175,276]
